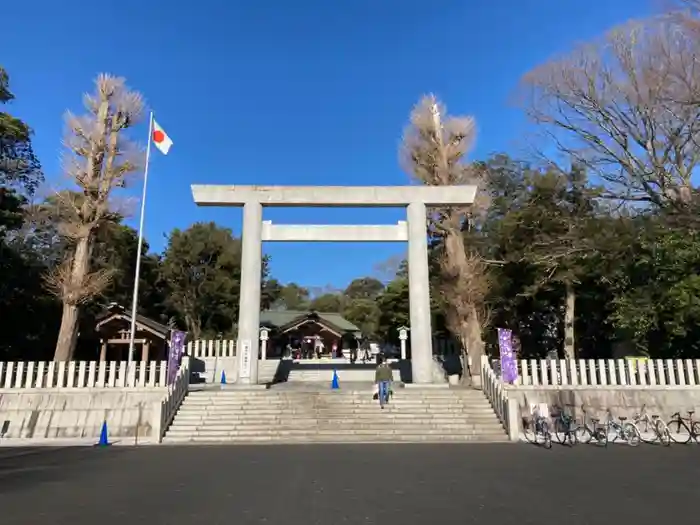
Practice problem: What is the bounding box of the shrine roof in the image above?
[260,310,360,334]
[95,304,170,338]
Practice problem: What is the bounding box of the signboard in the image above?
[497,327,519,384]
[239,339,252,379]
[167,330,187,385]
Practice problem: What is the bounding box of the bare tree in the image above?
[401,95,490,384]
[47,74,143,361]
[520,17,700,208]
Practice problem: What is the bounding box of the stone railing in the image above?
[154,356,191,442]
[480,356,518,440]
[513,357,700,387]
[186,337,461,359]
[187,340,237,358]
[0,360,168,389]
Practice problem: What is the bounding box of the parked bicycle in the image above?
[574,405,607,445]
[551,405,577,446]
[605,409,640,447]
[524,410,552,449]
[666,410,700,444]
[630,405,670,446]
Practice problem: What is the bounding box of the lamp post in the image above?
[398,326,409,360]
[212,332,223,384]
[260,327,269,361]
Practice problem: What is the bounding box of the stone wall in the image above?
[191,356,237,383]
[0,389,167,441]
[507,386,700,423]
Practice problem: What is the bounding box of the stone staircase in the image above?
[162,385,510,444]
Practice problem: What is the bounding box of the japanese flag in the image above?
[152,119,173,155]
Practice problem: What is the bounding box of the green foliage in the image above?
[0,66,42,194]
[160,222,246,339]
[344,277,384,300]
[270,282,310,310]
[607,223,700,357]
[309,293,344,312]
[0,186,24,234]
[0,66,54,359]
[377,278,410,344]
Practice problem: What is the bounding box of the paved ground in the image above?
[0,444,695,525]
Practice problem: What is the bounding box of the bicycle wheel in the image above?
[692,421,700,443]
[639,425,659,445]
[523,418,538,444]
[542,421,552,449]
[554,419,574,445]
[667,418,692,444]
[655,420,671,446]
[623,423,641,446]
[553,419,567,444]
[574,425,592,444]
[594,426,608,446]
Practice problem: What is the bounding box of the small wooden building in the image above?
[94,304,170,362]
[260,310,361,358]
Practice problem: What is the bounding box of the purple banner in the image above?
[497,328,519,384]
[167,330,187,385]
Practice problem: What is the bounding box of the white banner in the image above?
[239,339,252,379]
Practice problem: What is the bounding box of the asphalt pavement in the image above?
[0,443,695,525]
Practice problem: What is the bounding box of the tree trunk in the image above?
[53,304,80,361]
[563,281,575,359]
[466,304,484,387]
[53,236,91,361]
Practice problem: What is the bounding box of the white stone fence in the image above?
[0,360,169,389]
[504,358,700,387]
[187,340,237,358]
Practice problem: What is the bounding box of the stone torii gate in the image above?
[191,185,477,384]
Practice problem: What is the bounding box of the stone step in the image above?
[174,411,499,419]
[180,398,492,404]
[175,413,499,420]
[161,434,511,444]
[185,397,487,402]
[180,405,492,411]
[171,422,502,430]
[176,406,494,413]
[186,389,482,394]
[180,396,486,403]
[187,389,483,394]
[168,417,505,426]
[176,405,493,413]
[174,413,497,422]
[167,424,505,433]
[184,394,490,400]
[164,427,503,437]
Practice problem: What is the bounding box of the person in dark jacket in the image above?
[374,356,393,408]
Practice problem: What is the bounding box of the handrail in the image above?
[156,357,191,442]
[481,356,518,441]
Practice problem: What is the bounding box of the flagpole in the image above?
[127,111,154,368]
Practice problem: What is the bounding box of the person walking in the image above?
[374,356,393,409]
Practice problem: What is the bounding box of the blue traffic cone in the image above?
[97,420,110,447]
[331,370,340,389]
[221,370,227,384]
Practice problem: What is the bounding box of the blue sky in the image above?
[2,0,651,290]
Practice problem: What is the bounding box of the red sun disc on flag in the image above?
[153,130,165,143]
